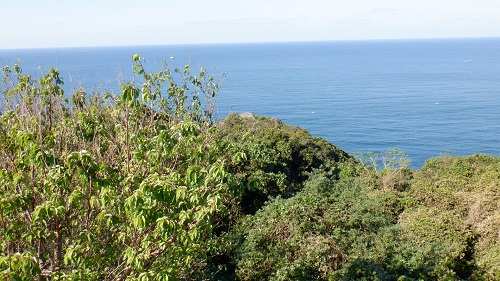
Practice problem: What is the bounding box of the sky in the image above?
[1,0,500,49]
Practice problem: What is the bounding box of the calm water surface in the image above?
[1,38,500,168]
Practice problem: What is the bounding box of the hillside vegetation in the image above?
[1,58,499,280]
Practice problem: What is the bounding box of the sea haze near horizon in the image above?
[1,38,500,168]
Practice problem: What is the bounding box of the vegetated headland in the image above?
[1,57,499,280]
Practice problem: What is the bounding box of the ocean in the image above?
[1,38,500,168]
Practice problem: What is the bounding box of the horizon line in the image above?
[1,36,500,51]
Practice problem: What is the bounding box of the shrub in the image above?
[0,57,228,280]
[231,170,402,280]
[214,113,354,215]
[409,154,500,279]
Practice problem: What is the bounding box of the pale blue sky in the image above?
[1,0,500,49]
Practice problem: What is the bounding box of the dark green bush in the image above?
[230,171,403,280]
[214,113,353,215]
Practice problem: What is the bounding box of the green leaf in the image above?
[176,187,186,201]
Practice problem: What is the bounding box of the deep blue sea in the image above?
[1,38,500,168]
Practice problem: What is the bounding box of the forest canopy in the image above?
[1,57,499,280]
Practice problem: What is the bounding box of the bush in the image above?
[0,57,228,280]
[231,170,402,280]
[409,154,500,279]
[214,113,354,215]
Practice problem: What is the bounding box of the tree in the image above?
[0,56,228,280]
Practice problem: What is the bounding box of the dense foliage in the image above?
[214,113,353,215]
[1,58,499,280]
[221,154,500,280]
[0,57,228,280]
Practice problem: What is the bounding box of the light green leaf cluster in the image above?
[0,56,227,280]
